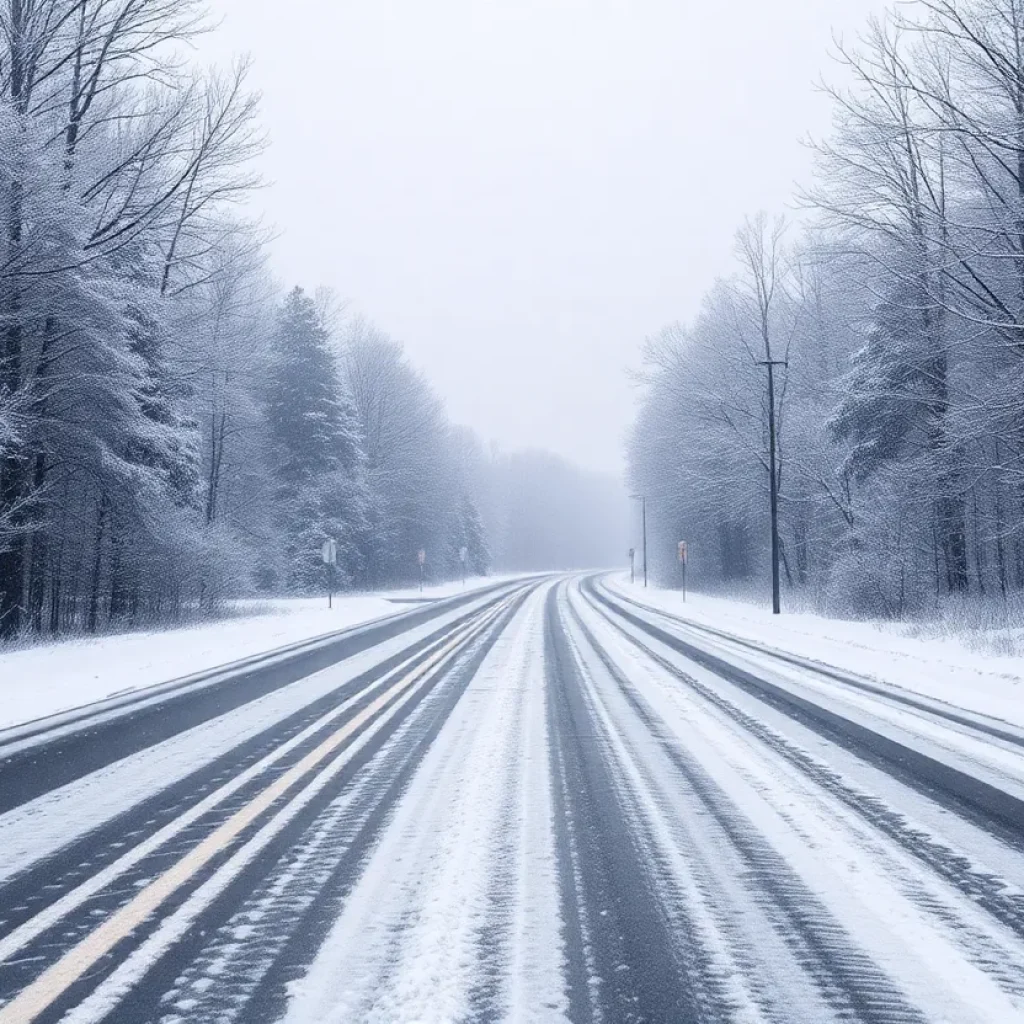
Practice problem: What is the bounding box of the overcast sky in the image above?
[202,0,887,475]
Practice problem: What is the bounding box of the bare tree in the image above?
[734,213,791,612]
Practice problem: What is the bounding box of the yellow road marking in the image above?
[0,610,497,969]
[0,599,507,1024]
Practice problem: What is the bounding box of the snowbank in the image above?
[0,576,525,732]
[604,574,1024,728]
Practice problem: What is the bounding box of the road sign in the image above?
[322,538,338,609]
[418,548,426,566]
[459,546,468,563]
[678,541,687,563]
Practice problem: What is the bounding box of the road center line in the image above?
[0,611,478,966]
[0,599,508,1024]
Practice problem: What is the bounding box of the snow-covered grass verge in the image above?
[0,576,525,733]
[604,574,1024,728]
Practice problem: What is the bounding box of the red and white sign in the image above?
[677,541,687,563]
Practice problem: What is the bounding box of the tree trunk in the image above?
[0,1,28,637]
[26,453,49,632]
[0,180,25,636]
[108,520,126,622]
[87,498,107,634]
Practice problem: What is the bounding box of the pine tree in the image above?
[264,288,368,592]
[266,288,349,482]
[454,494,489,576]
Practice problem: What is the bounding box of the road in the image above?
[1,575,1024,1023]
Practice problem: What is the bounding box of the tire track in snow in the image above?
[0,621,478,975]
[0,590,512,898]
[280,583,566,1024]
[0,592,528,1024]
[545,585,712,1024]
[103,591,525,1024]
[557,586,862,1024]
[564,583,938,1022]
[602,580,1024,752]
[0,584,522,814]
[571,579,1024,1021]
[582,581,1024,946]
[587,580,1024,847]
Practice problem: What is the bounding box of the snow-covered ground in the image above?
[4,575,1024,1022]
[0,576,524,732]
[604,574,1024,728]
[0,590,511,886]
[284,585,564,1023]
[567,580,1024,1023]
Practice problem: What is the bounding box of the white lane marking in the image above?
[0,583,523,757]
[0,596,509,886]
[0,617,471,966]
[570,583,1024,1022]
[0,600,508,1024]
[282,584,567,1024]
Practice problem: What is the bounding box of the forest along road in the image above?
[1,577,1024,1023]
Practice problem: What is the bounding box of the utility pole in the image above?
[757,358,785,614]
[738,212,788,616]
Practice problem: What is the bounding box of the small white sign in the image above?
[321,538,337,565]
[417,548,426,566]
[459,546,468,563]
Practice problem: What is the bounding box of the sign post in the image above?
[677,540,687,602]
[417,548,426,593]
[321,538,338,608]
[459,545,468,586]
[628,547,635,584]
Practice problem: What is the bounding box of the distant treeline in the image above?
[630,0,1024,619]
[0,0,621,639]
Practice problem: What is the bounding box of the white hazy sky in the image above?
[202,0,887,474]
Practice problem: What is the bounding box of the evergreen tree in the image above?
[446,493,490,576]
[829,287,931,484]
[266,288,351,482]
[264,288,368,592]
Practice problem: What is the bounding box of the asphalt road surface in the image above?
[2,575,1024,1023]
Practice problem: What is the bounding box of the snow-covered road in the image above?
[1,575,1023,1023]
